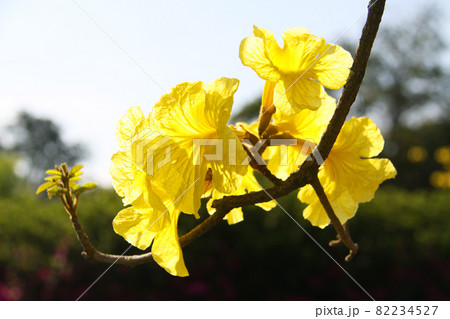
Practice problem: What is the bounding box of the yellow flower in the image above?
[265,95,336,180]
[144,77,248,215]
[298,117,397,228]
[110,107,168,212]
[239,26,353,115]
[111,108,188,276]
[110,78,248,276]
[113,198,188,276]
[207,167,276,225]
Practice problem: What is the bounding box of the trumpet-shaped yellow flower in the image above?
[110,107,169,212]
[207,167,276,225]
[298,117,397,228]
[113,197,188,276]
[111,78,249,276]
[239,26,352,115]
[111,108,188,276]
[145,77,248,215]
[265,95,336,180]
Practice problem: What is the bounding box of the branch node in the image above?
[345,243,359,262]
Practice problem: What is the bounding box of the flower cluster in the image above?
[111,26,396,276]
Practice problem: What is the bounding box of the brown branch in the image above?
[242,143,283,186]
[57,186,153,266]
[309,175,359,261]
[329,223,355,248]
[69,0,386,266]
[317,0,385,161]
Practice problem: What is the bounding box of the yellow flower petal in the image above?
[252,26,284,65]
[325,117,393,193]
[152,81,209,137]
[225,208,244,225]
[110,151,133,201]
[297,183,315,204]
[110,151,145,205]
[333,117,385,158]
[207,193,245,225]
[152,78,239,137]
[300,197,330,229]
[110,146,176,213]
[112,204,169,250]
[349,158,397,203]
[274,76,326,114]
[239,36,280,82]
[299,189,358,228]
[236,168,277,211]
[210,126,248,194]
[117,106,145,152]
[152,210,189,277]
[265,95,336,179]
[311,44,353,89]
[264,143,305,181]
[205,78,240,128]
[273,94,336,141]
[148,138,207,216]
[277,27,324,74]
[207,168,276,225]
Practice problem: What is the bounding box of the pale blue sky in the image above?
[0,0,448,185]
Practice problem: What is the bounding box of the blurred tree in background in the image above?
[350,6,450,189]
[354,7,449,131]
[6,112,85,184]
[230,98,260,124]
[0,154,24,197]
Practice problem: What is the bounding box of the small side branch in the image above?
[62,196,155,267]
[329,223,355,249]
[309,175,359,261]
[242,143,282,186]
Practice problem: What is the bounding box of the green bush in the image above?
[0,179,448,299]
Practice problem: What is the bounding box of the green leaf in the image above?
[45,176,60,182]
[45,169,62,176]
[69,176,82,182]
[81,182,97,189]
[74,182,97,195]
[47,185,63,199]
[69,165,84,177]
[70,182,80,190]
[36,182,57,195]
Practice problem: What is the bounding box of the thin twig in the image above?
[242,144,283,186]
[309,175,359,261]
[329,223,354,248]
